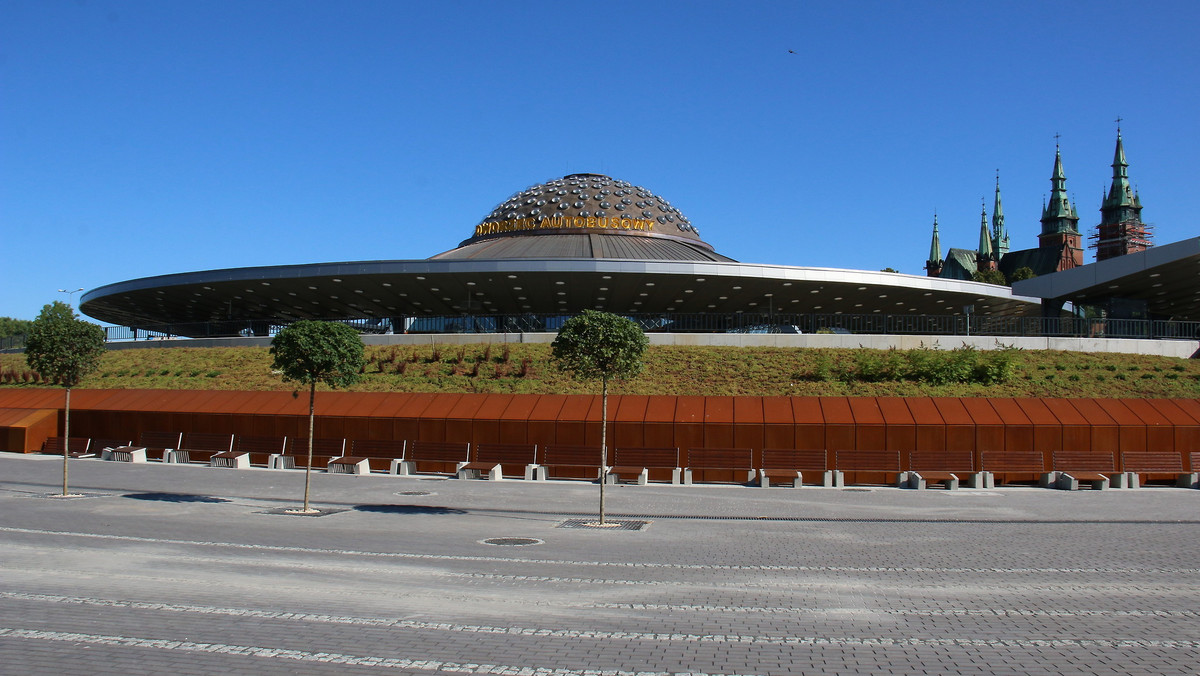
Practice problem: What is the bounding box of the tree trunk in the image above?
[599,375,607,525]
[303,381,315,512]
[62,386,71,496]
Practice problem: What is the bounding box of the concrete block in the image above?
[270,455,296,470]
[824,470,844,488]
[523,464,538,481]
[1113,472,1140,489]
[967,472,995,489]
[1176,472,1199,488]
[1040,471,1061,488]
[1056,473,1080,491]
[388,458,408,475]
[163,449,190,464]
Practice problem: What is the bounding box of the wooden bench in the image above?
[683,448,755,485]
[607,447,681,485]
[275,438,346,470]
[327,455,371,475]
[759,449,835,487]
[457,443,537,480]
[139,432,183,462]
[1049,451,1114,490]
[534,445,603,481]
[213,435,287,469]
[979,450,1045,486]
[349,439,407,474]
[42,437,92,458]
[91,438,134,457]
[903,449,976,490]
[1118,451,1187,488]
[397,441,469,476]
[834,450,901,486]
[165,432,234,464]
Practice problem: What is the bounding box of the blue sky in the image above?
[3,0,1197,322]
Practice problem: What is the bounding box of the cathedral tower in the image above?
[1038,143,1083,270]
[1092,127,1151,260]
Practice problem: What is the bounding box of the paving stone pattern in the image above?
[1,454,1199,675]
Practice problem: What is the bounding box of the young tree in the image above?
[270,320,365,513]
[551,310,648,524]
[24,301,106,496]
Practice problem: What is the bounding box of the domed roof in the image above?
[433,173,731,262]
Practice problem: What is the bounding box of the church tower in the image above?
[992,172,1009,258]
[1038,143,1083,270]
[925,214,943,277]
[1092,127,1151,260]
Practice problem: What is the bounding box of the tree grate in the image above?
[557,519,649,531]
[260,507,348,517]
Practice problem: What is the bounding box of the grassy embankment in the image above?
[3,343,1199,398]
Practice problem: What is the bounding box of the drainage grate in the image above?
[842,488,873,492]
[557,519,649,531]
[395,490,433,496]
[481,537,543,547]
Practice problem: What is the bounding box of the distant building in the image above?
[926,132,1152,282]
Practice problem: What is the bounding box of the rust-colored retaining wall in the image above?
[0,389,1197,475]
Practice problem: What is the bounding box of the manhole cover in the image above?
[480,537,544,546]
[557,519,649,531]
[395,490,433,496]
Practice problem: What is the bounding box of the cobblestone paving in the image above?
[2,454,1198,674]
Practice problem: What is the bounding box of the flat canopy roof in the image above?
[80,258,1040,330]
[1012,237,1200,320]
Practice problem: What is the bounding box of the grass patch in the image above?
[2,345,1199,397]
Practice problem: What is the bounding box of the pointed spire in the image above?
[1041,141,1079,235]
[978,200,993,258]
[1103,127,1135,209]
[927,213,942,265]
[992,170,1009,257]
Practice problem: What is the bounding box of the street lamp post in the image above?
[58,287,84,308]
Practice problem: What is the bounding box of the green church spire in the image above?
[925,213,943,277]
[928,214,942,265]
[977,200,993,259]
[1102,128,1136,210]
[1040,141,1080,236]
[992,171,1009,257]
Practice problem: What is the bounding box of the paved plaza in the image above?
[1,453,1198,675]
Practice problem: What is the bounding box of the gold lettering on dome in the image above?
[474,216,658,237]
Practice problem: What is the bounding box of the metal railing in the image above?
[3,312,1197,349]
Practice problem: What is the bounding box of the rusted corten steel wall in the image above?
[0,389,1198,474]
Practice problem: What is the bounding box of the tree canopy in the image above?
[551,310,648,384]
[0,317,33,339]
[24,301,106,388]
[269,320,365,390]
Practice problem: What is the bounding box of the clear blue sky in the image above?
[3,0,1197,322]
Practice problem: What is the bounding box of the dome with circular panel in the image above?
[432,174,733,262]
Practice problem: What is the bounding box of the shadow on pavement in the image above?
[354,504,468,515]
[124,492,232,503]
